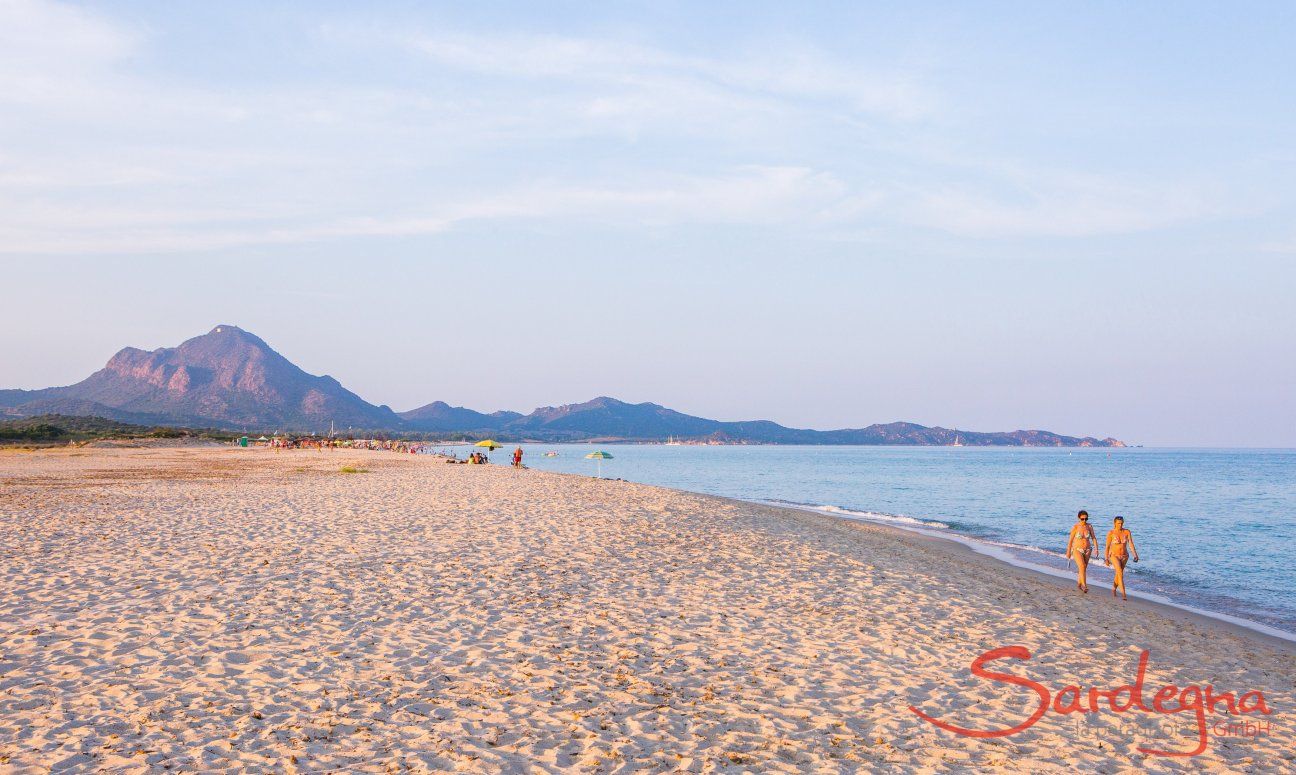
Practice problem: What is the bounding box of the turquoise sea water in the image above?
[469,445,1296,636]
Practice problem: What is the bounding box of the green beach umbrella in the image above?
[584,450,614,477]
[474,440,502,451]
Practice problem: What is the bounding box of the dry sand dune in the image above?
[1,447,1292,772]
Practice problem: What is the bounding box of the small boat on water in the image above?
[543,451,559,457]
[952,432,963,447]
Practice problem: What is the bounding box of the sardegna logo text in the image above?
[909,646,1271,757]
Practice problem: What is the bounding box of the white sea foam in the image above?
[811,504,951,529]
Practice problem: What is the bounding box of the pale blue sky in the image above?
[1,1,1293,445]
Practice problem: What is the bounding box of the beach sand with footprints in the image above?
[1,446,1292,772]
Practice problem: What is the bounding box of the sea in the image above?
[467,444,1296,639]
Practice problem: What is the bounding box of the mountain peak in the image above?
[193,324,270,349]
[399,400,509,431]
[7,326,399,431]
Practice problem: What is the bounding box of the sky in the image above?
[1,1,1294,446]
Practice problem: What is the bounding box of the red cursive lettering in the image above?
[909,647,1271,758]
[908,645,1049,738]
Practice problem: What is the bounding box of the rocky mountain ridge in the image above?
[1,326,1125,446]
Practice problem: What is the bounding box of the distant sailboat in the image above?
[952,432,963,447]
[665,435,683,446]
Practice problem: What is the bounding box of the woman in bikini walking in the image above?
[1065,509,1098,593]
[1104,515,1140,600]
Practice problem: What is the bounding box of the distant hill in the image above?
[400,401,522,433]
[0,326,401,432]
[0,325,1125,446]
[478,397,1123,447]
[504,396,722,440]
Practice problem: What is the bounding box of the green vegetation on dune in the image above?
[0,415,240,445]
[0,422,70,441]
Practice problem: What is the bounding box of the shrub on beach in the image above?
[0,423,68,441]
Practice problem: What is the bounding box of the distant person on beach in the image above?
[1066,509,1098,593]
[1104,516,1139,600]
[512,447,523,468]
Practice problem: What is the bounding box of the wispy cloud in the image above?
[0,0,137,82]
[897,172,1222,239]
[1259,237,1296,254]
[0,166,848,253]
[0,1,1268,255]
[402,30,935,122]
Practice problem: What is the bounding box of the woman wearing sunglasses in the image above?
[1065,509,1098,593]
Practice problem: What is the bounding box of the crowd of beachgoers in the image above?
[256,436,522,465]
[261,436,431,454]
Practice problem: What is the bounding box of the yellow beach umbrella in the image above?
[474,440,502,451]
[584,450,614,477]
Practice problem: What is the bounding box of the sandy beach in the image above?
[1,446,1291,773]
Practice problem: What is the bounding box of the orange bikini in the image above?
[1107,528,1131,562]
[1106,527,1135,598]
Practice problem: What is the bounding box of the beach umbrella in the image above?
[584,450,613,477]
[474,440,502,451]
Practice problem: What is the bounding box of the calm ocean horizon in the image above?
[465,444,1296,638]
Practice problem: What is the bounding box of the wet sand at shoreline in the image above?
[1,446,1291,772]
